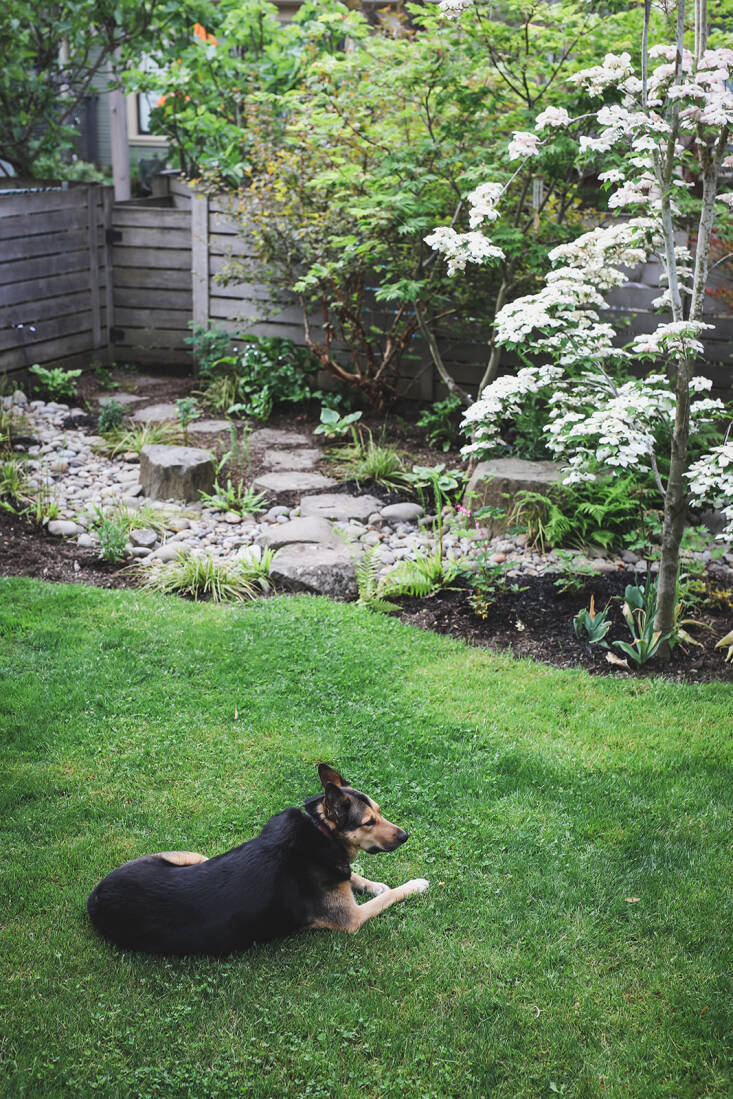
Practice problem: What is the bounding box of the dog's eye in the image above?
[362,819,376,827]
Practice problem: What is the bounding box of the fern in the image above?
[380,550,460,598]
[354,546,398,614]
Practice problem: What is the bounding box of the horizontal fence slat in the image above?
[110,225,192,250]
[112,266,191,292]
[0,248,102,288]
[111,206,190,230]
[2,227,90,263]
[0,269,103,308]
[0,309,96,353]
[0,289,95,326]
[113,306,192,329]
[0,187,102,218]
[0,325,96,367]
[113,327,191,349]
[0,207,92,242]
[111,246,191,269]
[114,287,192,311]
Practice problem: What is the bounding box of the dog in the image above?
[86,764,429,955]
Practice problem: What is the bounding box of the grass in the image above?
[0,578,730,1099]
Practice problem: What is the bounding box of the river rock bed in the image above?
[6,394,733,593]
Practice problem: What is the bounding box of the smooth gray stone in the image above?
[256,517,337,550]
[149,543,188,561]
[94,392,142,407]
[139,444,215,503]
[263,448,321,471]
[300,493,384,523]
[190,419,232,434]
[270,542,358,600]
[132,402,180,423]
[47,520,79,537]
[381,502,424,522]
[252,471,337,494]
[129,527,157,548]
[248,428,311,449]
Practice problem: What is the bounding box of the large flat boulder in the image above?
[465,457,563,534]
[249,428,311,449]
[270,542,358,600]
[300,493,384,522]
[263,448,321,471]
[133,402,180,423]
[252,471,337,494]
[256,517,338,550]
[140,444,215,502]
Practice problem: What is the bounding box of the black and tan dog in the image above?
[87,764,429,955]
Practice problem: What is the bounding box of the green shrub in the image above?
[193,327,322,423]
[28,364,81,401]
[97,398,125,433]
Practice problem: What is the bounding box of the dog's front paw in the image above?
[369,881,390,896]
[405,878,430,894]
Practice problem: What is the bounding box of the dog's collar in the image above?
[306,808,334,841]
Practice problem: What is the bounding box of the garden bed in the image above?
[2,508,731,683]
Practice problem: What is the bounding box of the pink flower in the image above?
[508,131,541,160]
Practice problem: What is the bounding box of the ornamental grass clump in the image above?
[136,548,275,603]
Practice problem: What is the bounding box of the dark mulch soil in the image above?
[0,510,126,589]
[395,574,733,683]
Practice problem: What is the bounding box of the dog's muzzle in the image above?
[368,828,408,854]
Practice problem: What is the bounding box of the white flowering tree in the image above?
[427,0,732,649]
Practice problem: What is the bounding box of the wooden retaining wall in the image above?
[0,184,112,378]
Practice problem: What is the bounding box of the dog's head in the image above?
[317,763,408,857]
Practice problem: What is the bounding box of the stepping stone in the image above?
[270,542,358,600]
[190,419,233,434]
[140,444,215,503]
[256,517,337,550]
[263,448,321,471]
[300,493,384,523]
[252,471,337,494]
[133,402,180,423]
[93,392,142,407]
[381,502,424,522]
[248,428,311,449]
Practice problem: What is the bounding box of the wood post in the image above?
[109,56,131,203]
[87,185,102,352]
[191,189,209,370]
[102,186,114,363]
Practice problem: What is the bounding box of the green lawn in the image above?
[1,578,731,1099]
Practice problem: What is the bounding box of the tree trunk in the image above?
[654,150,720,640]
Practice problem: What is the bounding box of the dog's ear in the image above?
[318,763,347,788]
[323,782,350,826]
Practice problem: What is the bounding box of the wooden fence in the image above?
[0,184,112,377]
[1,175,732,399]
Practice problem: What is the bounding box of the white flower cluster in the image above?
[507,131,541,160]
[467,182,504,228]
[437,0,470,19]
[685,443,733,539]
[424,226,504,276]
[534,106,571,129]
[460,365,563,457]
[570,52,634,97]
[632,320,715,358]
